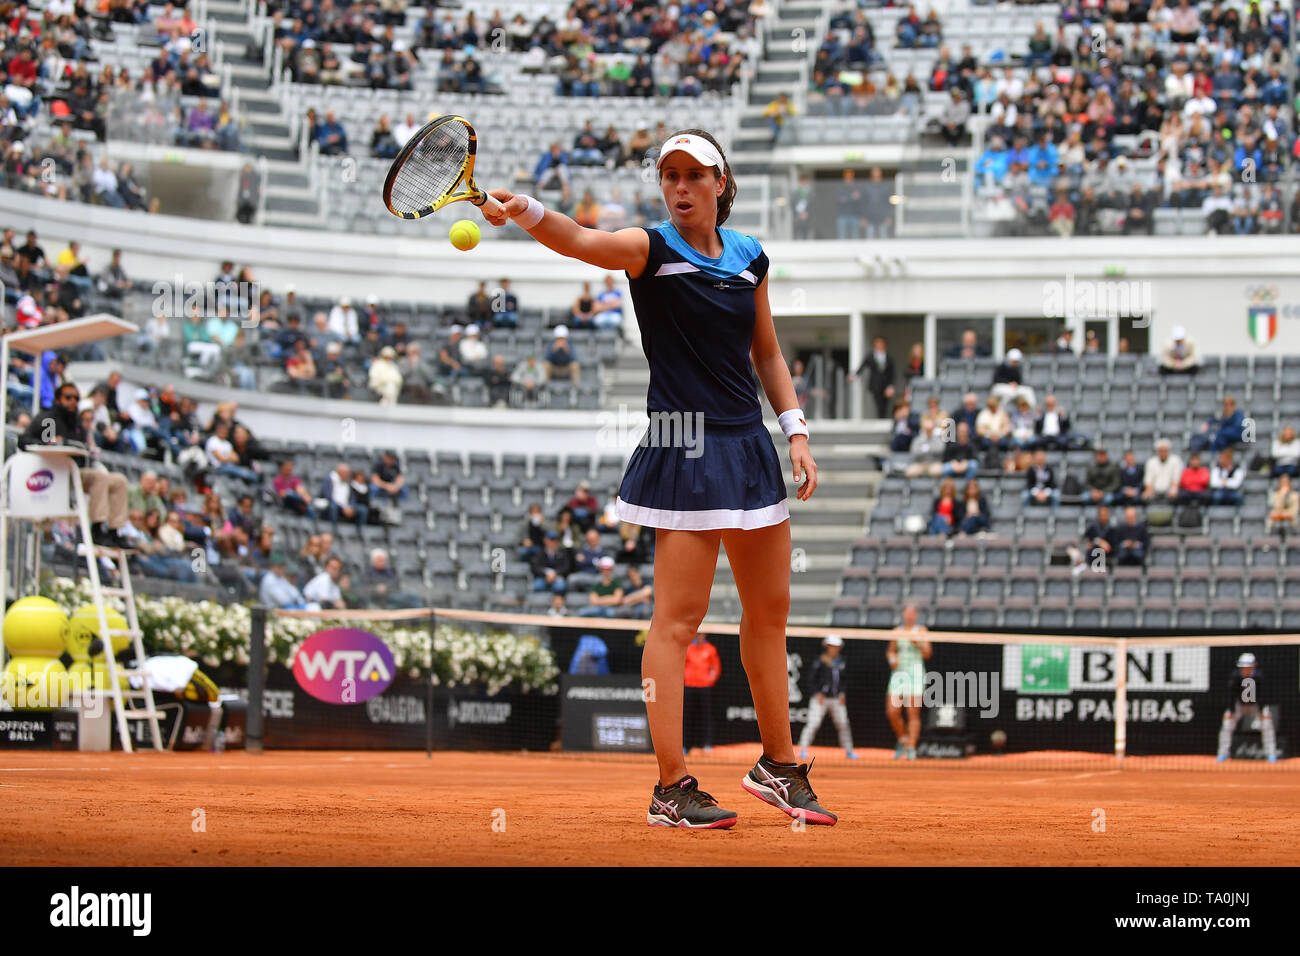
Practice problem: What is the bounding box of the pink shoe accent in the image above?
[742,777,837,826]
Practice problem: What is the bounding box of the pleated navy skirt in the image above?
[614,419,789,531]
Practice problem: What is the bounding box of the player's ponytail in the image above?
[670,128,737,227]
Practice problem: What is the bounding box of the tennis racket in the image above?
[382,114,503,220]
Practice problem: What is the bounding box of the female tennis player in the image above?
[481,129,836,828]
[887,602,932,760]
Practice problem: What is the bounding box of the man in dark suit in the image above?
[1021,449,1058,507]
[1114,506,1149,566]
[1082,504,1115,567]
[851,336,896,419]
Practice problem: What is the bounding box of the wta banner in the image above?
[250,664,558,750]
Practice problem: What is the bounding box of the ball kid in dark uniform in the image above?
[481,130,836,828]
[1217,652,1278,763]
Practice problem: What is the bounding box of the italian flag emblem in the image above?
[1248,307,1276,347]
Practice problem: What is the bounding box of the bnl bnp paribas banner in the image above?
[1001,644,1212,755]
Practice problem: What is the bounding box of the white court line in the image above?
[1013,770,1123,785]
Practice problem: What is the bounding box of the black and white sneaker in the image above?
[741,754,838,826]
[647,775,738,829]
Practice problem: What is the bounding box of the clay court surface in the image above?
[3,749,1298,866]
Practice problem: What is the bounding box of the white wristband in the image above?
[513,194,545,229]
[779,409,809,441]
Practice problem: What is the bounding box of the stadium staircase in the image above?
[207,0,324,227]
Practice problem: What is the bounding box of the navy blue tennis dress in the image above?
[613,220,789,531]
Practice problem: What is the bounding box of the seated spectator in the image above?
[458,324,488,372]
[620,565,653,618]
[1085,448,1120,505]
[578,557,624,617]
[129,510,197,582]
[596,499,621,533]
[616,521,653,565]
[546,326,581,385]
[517,504,548,562]
[1175,451,1211,505]
[1113,507,1149,567]
[371,114,398,159]
[947,330,990,360]
[547,593,568,617]
[991,348,1034,407]
[1034,394,1074,450]
[493,278,519,329]
[368,347,403,405]
[530,531,572,593]
[927,478,960,535]
[975,395,1011,451]
[570,281,596,330]
[286,338,317,382]
[1190,396,1245,453]
[398,343,437,404]
[1143,440,1185,502]
[370,450,406,504]
[533,142,571,202]
[483,354,512,408]
[942,420,979,480]
[316,462,368,528]
[572,527,609,577]
[1021,449,1059,508]
[303,555,347,609]
[958,479,989,535]
[205,420,259,483]
[260,554,317,610]
[1268,474,1298,534]
[1272,425,1300,477]
[890,400,918,453]
[466,281,493,330]
[904,412,945,478]
[1082,504,1115,568]
[1209,449,1245,506]
[362,548,421,608]
[511,353,547,405]
[571,121,604,165]
[950,391,980,433]
[1008,395,1037,449]
[274,459,309,515]
[314,109,348,155]
[592,275,623,332]
[566,481,599,532]
[1159,325,1199,375]
[1115,450,1145,505]
[437,326,470,378]
[128,472,168,526]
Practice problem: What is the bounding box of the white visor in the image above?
[655,133,725,173]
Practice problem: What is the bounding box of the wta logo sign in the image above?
[26,470,54,492]
[292,629,395,705]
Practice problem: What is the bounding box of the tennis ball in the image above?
[3,657,68,708]
[4,596,68,657]
[68,605,129,659]
[449,219,480,251]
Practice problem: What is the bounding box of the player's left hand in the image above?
[790,435,817,501]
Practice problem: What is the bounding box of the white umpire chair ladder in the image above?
[0,451,163,752]
[0,314,160,752]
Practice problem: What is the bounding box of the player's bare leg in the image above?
[643,527,720,787]
[727,520,838,824]
[722,520,795,764]
[887,698,907,752]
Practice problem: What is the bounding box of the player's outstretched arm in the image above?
[480,188,649,275]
